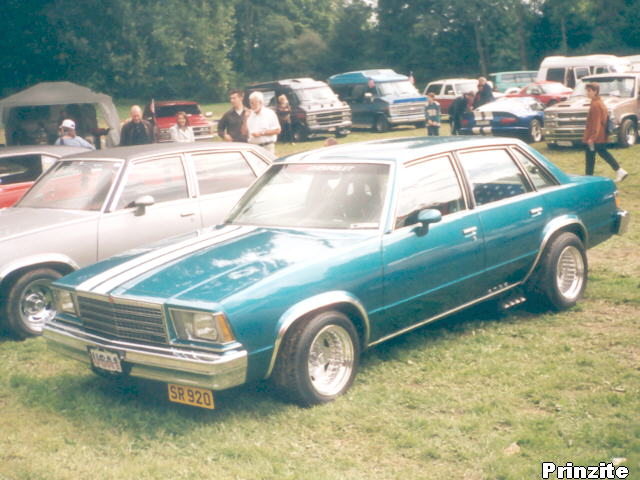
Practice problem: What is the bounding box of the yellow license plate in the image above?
[167,384,214,409]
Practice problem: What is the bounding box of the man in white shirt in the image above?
[243,91,281,154]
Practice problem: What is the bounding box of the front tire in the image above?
[373,115,389,133]
[527,232,587,311]
[3,268,62,339]
[617,118,637,148]
[527,119,543,143]
[272,310,360,407]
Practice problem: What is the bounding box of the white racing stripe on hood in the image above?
[77,225,256,294]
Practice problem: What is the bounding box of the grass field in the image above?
[0,119,638,480]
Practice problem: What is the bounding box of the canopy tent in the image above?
[0,81,120,147]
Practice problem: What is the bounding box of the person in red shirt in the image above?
[583,83,627,182]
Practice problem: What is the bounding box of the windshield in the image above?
[377,81,420,97]
[17,160,123,211]
[295,86,339,103]
[573,77,636,98]
[227,163,390,229]
[540,83,570,94]
[155,104,201,117]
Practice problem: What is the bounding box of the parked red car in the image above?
[507,81,572,107]
[0,145,89,208]
[144,100,216,142]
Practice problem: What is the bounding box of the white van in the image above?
[537,54,631,88]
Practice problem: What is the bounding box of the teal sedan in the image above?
[43,137,629,409]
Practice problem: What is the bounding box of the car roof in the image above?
[60,142,276,162]
[153,100,199,106]
[280,136,526,165]
[582,72,640,80]
[0,145,89,158]
[428,78,477,84]
[249,78,327,89]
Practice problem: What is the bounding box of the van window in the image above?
[574,67,590,81]
[426,83,442,95]
[546,68,566,84]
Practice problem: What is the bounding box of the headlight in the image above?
[53,288,77,315]
[171,309,235,343]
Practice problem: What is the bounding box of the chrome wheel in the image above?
[529,119,543,143]
[308,324,355,397]
[555,245,585,302]
[19,279,55,333]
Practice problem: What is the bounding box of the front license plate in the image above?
[168,384,215,409]
[557,141,573,147]
[475,120,491,126]
[88,347,122,373]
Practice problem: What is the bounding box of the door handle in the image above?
[529,207,543,217]
[463,226,478,237]
[180,212,196,218]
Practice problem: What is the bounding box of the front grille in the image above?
[193,125,213,138]
[309,109,350,127]
[77,296,167,344]
[389,102,427,118]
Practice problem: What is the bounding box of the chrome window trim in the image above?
[265,291,370,378]
[105,153,191,212]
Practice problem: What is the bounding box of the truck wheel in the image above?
[292,126,308,142]
[617,118,637,148]
[527,119,543,143]
[3,268,62,339]
[272,310,360,407]
[373,115,389,133]
[527,232,587,311]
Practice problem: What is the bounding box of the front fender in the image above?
[0,253,79,284]
[265,291,370,378]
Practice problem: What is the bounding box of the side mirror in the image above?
[205,111,213,117]
[414,208,442,235]
[133,195,155,216]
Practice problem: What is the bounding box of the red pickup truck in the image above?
[144,100,216,142]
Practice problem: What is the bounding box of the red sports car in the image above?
[507,81,573,107]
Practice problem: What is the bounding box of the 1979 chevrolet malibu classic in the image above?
[43,136,629,409]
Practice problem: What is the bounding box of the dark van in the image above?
[328,69,427,132]
[245,78,352,141]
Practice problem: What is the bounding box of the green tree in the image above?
[46,0,235,99]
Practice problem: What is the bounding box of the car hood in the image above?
[63,224,377,303]
[546,95,630,112]
[0,207,98,241]
[155,114,211,128]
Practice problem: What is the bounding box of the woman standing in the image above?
[276,95,293,143]
[169,112,195,142]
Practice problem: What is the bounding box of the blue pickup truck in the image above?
[328,69,427,132]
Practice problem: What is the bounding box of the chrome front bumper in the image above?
[43,321,247,390]
[616,210,630,235]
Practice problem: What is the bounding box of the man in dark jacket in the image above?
[473,77,494,108]
[120,105,155,146]
[218,89,249,142]
[583,82,627,181]
[449,92,474,135]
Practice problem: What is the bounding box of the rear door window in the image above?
[0,154,43,185]
[192,151,256,195]
[457,149,531,206]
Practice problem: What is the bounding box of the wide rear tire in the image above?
[527,232,587,311]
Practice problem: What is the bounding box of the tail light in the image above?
[462,119,469,127]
